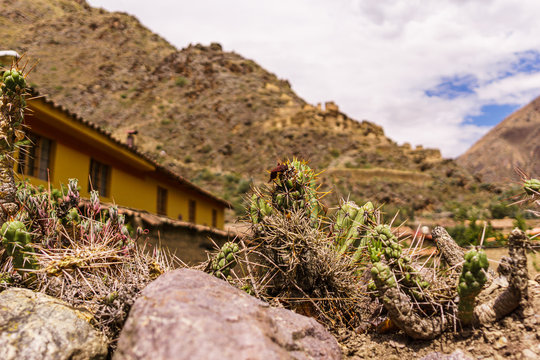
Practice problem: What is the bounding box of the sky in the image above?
[87,0,540,158]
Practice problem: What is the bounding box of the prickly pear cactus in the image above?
[457,248,489,324]
[210,241,240,279]
[1,220,36,270]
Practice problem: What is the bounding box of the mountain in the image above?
[458,97,540,183]
[1,0,491,217]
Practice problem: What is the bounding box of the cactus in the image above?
[371,262,396,289]
[457,248,489,324]
[1,69,27,97]
[473,229,531,325]
[249,194,273,224]
[523,178,540,196]
[333,200,376,259]
[265,159,325,227]
[0,220,36,271]
[0,67,28,220]
[239,159,536,336]
[367,224,429,301]
[210,241,240,279]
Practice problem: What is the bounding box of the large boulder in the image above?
[0,287,108,360]
[114,268,341,360]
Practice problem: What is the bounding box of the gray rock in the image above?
[114,268,341,360]
[0,288,108,360]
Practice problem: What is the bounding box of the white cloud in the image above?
[87,0,540,157]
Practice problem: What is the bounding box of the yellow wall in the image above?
[17,100,227,229]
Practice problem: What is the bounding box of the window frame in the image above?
[88,158,111,198]
[157,186,168,216]
[212,209,218,228]
[188,199,196,223]
[17,132,54,181]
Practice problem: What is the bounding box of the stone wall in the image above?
[120,207,236,265]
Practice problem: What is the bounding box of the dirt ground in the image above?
[336,276,540,360]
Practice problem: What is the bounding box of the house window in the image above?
[17,133,53,181]
[188,199,196,223]
[157,186,168,216]
[88,159,110,197]
[212,209,218,228]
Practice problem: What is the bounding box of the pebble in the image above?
[493,336,507,350]
[522,349,537,359]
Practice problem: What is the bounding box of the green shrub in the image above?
[330,148,340,158]
[174,76,188,87]
[489,202,518,219]
[447,217,503,247]
[513,214,528,231]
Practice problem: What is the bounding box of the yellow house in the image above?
[17,92,229,229]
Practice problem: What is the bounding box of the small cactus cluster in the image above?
[210,241,239,279]
[0,220,36,271]
[457,248,489,324]
[250,159,325,228]
[17,179,83,231]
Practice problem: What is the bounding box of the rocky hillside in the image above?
[458,96,540,184]
[0,0,491,216]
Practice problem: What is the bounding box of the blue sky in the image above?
[466,104,520,127]
[426,49,540,127]
[87,0,540,157]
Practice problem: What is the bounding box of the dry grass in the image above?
[235,210,373,328]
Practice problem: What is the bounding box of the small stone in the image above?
[522,349,537,359]
[420,349,472,360]
[493,336,507,349]
[389,340,405,349]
